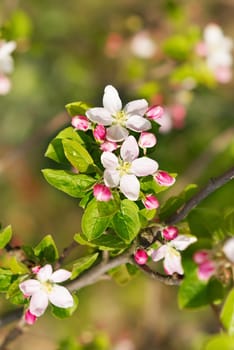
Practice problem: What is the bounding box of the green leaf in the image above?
[71,253,99,280]
[65,101,90,117]
[0,268,13,292]
[221,289,234,335]
[204,334,234,350]
[0,225,12,249]
[51,294,79,319]
[62,139,94,173]
[7,276,27,305]
[6,257,29,274]
[42,169,96,198]
[109,264,137,285]
[74,233,129,251]
[33,235,59,263]
[112,199,140,243]
[139,208,156,228]
[45,127,84,164]
[81,199,113,241]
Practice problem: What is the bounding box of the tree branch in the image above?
[165,165,234,225]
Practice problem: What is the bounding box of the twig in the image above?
[55,240,78,269]
[165,165,234,225]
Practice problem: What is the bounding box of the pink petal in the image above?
[134,249,148,265]
[154,170,175,187]
[101,151,118,170]
[146,105,164,121]
[93,184,112,201]
[50,269,72,283]
[142,194,159,210]
[25,309,37,325]
[171,235,197,251]
[162,226,179,241]
[125,115,151,132]
[223,238,234,263]
[100,140,118,152]
[71,115,90,131]
[103,169,120,187]
[138,132,157,148]
[0,75,11,95]
[19,279,41,296]
[93,124,106,141]
[119,174,140,201]
[197,260,216,281]
[164,248,184,275]
[151,245,167,262]
[193,250,209,265]
[86,107,113,125]
[106,125,129,142]
[37,264,53,282]
[48,285,74,308]
[120,136,139,162]
[124,99,148,115]
[29,290,49,317]
[131,157,158,176]
[103,85,122,114]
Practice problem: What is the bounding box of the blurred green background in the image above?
[0,0,234,349]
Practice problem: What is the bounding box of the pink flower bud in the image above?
[134,249,148,265]
[142,194,159,210]
[162,226,179,240]
[146,105,164,121]
[25,310,37,325]
[71,115,90,131]
[100,140,118,152]
[193,250,209,265]
[138,132,157,149]
[197,260,216,281]
[93,124,106,141]
[32,266,41,274]
[154,170,175,187]
[93,184,112,202]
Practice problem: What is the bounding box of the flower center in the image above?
[113,111,127,126]
[117,160,132,176]
[42,281,53,293]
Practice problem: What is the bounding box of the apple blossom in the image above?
[138,132,157,149]
[93,124,106,141]
[25,309,37,325]
[162,226,179,241]
[223,237,234,263]
[130,31,157,59]
[86,85,151,142]
[101,135,158,201]
[19,264,73,317]
[0,75,11,95]
[154,170,175,187]
[100,140,118,152]
[151,234,197,275]
[71,115,90,131]
[93,183,112,201]
[134,249,148,265]
[146,105,164,121]
[0,40,16,75]
[142,194,159,210]
[193,250,216,281]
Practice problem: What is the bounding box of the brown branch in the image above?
[165,165,234,225]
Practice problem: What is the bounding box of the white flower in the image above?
[130,31,157,59]
[223,237,234,263]
[19,264,73,317]
[101,135,158,201]
[0,41,16,74]
[151,235,197,275]
[86,85,151,142]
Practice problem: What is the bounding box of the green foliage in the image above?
[74,233,128,251]
[0,225,12,249]
[221,289,234,335]
[204,334,234,350]
[51,294,79,319]
[0,268,14,292]
[42,169,96,198]
[6,276,27,305]
[109,263,139,285]
[71,253,99,280]
[33,234,59,263]
[112,199,140,243]
[65,101,90,117]
[62,139,94,173]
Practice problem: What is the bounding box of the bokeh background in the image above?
[0,0,234,349]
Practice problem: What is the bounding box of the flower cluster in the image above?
[0,40,16,95]
[71,85,176,203]
[19,264,73,324]
[196,23,233,83]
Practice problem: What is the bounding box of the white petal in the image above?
[119,174,140,201]
[223,238,234,263]
[106,125,129,142]
[103,169,120,187]
[126,115,151,132]
[164,248,184,275]
[86,107,113,125]
[120,136,139,162]
[103,85,122,114]
[50,269,71,283]
[19,279,41,296]
[151,245,167,262]
[101,151,119,169]
[37,264,53,282]
[171,235,197,251]
[0,41,16,57]
[131,157,158,176]
[124,99,148,116]
[48,285,74,308]
[29,290,49,317]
